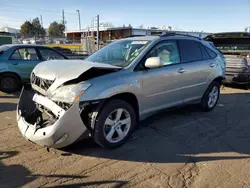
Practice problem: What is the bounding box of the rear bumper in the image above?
[224,72,250,84]
[17,88,88,148]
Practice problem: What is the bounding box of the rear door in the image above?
[177,39,215,102]
[8,47,40,81]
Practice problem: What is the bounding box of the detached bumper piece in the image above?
[17,88,88,148]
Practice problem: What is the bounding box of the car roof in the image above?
[120,36,159,41]
[120,34,203,42]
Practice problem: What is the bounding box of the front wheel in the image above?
[200,81,220,112]
[93,99,136,149]
[0,74,21,93]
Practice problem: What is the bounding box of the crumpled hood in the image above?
[32,60,120,91]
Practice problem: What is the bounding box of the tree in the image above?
[48,21,65,37]
[150,27,158,30]
[20,21,33,37]
[20,18,45,38]
[138,25,144,29]
[32,17,46,37]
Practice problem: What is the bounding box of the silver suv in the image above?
[17,33,225,149]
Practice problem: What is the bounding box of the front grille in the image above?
[31,73,54,91]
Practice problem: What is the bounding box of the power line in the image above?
[1,4,76,15]
[0,8,44,15]
[0,19,25,23]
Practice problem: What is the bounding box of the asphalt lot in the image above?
[1,86,250,188]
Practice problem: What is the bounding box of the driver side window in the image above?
[39,48,65,60]
[146,41,180,66]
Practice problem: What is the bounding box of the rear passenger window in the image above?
[179,40,203,63]
[200,44,211,60]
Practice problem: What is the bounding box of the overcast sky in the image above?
[0,0,250,32]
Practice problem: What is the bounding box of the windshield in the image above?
[87,40,150,67]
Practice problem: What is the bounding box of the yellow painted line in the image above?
[45,44,83,50]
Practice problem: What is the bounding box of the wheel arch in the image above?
[212,76,224,85]
[0,71,22,81]
[107,92,140,122]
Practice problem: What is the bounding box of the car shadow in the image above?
[0,103,17,112]
[64,91,250,164]
[0,151,127,187]
[0,91,20,99]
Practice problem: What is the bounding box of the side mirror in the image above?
[145,57,163,69]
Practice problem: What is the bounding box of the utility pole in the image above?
[96,15,100,50]
[76,10,81,30]
[40,15,43,27]
[62,9,65,26]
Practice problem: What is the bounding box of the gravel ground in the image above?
[1,86,250,188]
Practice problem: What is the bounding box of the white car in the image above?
[17,34,225,149]
[22,39,30,44]
[30,39,36,44]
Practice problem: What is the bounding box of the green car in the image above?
[0,44,67,92]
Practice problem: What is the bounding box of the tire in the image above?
[93,99,136,149]
[200,81,220,112]
[243,84,248,90]
[0,74,21,93]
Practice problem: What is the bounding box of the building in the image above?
[64,26,211,43]
[0,27,20,34]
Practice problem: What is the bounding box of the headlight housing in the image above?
[50,82,91,103]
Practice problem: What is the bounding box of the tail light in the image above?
[241,58,248,71]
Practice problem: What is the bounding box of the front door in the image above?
[8,47,40,81]
[140,40,187,114]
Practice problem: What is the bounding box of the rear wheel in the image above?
[0,74,21,93]
[93,99,136,149]
[200,81,220,111]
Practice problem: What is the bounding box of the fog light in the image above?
[55,133,68,144]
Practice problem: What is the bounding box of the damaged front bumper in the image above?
[16,88,89,148]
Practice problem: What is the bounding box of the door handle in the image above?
[178,68,186,73]
[210,63,216,67]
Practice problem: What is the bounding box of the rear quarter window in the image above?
[199,44,211,60]
[205,46,217,59]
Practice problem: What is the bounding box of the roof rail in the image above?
[161,32,201,40]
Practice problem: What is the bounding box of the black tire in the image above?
[200,81,220,112]
[0,74,21,93]
[93,99,136,149]
[243,84,249,90]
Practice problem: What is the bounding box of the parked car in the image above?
[0,44,67,92]
[204,32,250,87]
[17,33,225,149]
[30,38,36,44]
[22,39,30,44]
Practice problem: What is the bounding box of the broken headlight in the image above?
[50,82,91,103]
